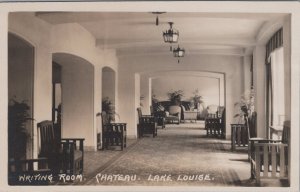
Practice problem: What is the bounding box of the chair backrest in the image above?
[282,120,290,144]
[137,107,142,119]
[207,105,218,114]
[168,105,181,115]
[150,106,154,115]
[101,111,110,125]
[37,120,59,156]
[217,106,225,117]
[245,112,257,139]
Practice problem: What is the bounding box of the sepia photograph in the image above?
[0,1,299,192]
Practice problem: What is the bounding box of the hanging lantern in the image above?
[173,45,185,63]
[163,22,179,51]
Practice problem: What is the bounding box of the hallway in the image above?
[74,123,258,186]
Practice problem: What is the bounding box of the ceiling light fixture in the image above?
[163,22,179,51]
[173,45,185,63]
[152,12,166,26]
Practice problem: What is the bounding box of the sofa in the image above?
[152,100,207,122]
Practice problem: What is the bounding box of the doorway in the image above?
[8,33,34,159]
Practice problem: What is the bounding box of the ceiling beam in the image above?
[96,38,257,49]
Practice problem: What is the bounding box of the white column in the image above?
[243,55,252,91]
[118,68,138,139]
[253,45,266,138]
[140,75,151,115]
[94,65,102,151]
[134,73,141,137]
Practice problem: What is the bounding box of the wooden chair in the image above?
[101,112,127,150]
[37,121,85,175]
[205,106,225,138]
[231,123,248,151]
[137,108,157,137]
[8,158,51,185]
[248,118,290,185]
[150,105,166,129]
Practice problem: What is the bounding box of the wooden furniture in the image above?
[137,108,157,137]
[231,111,254,151]
[37,121,85,175]
[8,158,51,185]
[150,106,166,129]
[205,106,225,138]
[183,111,198,122]
[165,105,181,124]
[101,112,127,150]
[231,123,248,151]
[270,125,284,140]
[248,120,290,185]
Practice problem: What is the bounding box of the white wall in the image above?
[54,54,95,149]
[9,12,53,158]
[119,54,244,139]
[102,68,116,104]
[51,23,119,150]
[8,13,119,152]
[152,76,220,106]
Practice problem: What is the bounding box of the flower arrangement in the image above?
[234,89,255,123]
[190,89,204,110]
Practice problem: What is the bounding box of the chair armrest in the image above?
[9,158,50,172]
[60,138,85,151]
[104,123,127,133]
[249,138,282,143]
[254,142,288,147]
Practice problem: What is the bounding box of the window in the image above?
[269,47,285,126]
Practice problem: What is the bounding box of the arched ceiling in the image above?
[37,12,286,57]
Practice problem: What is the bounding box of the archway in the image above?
[141,70,226,133]
[8,33,35,159]
[52,52,95,149]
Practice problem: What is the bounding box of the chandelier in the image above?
[163,22,179,50]
[173,45,185,63]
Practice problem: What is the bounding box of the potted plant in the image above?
[233,89,255,123]
[102,97,119,123]
[191,89,205,110]
[8,98,32,160]
[167,89,184,106]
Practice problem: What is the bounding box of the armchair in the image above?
[205,106,225,138]
[150,105,166,129]
[101,112,127,150]
[247,115,290,185]
[37,121,84,175]
[8,158,51,185]
[137,107,157,137]
[165,105,181,124]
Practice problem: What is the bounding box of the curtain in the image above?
[265,28,283,137]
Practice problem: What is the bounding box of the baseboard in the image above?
[127,135,137,139]
[84,146,96,151]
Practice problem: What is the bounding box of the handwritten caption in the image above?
[17,173,214,183]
